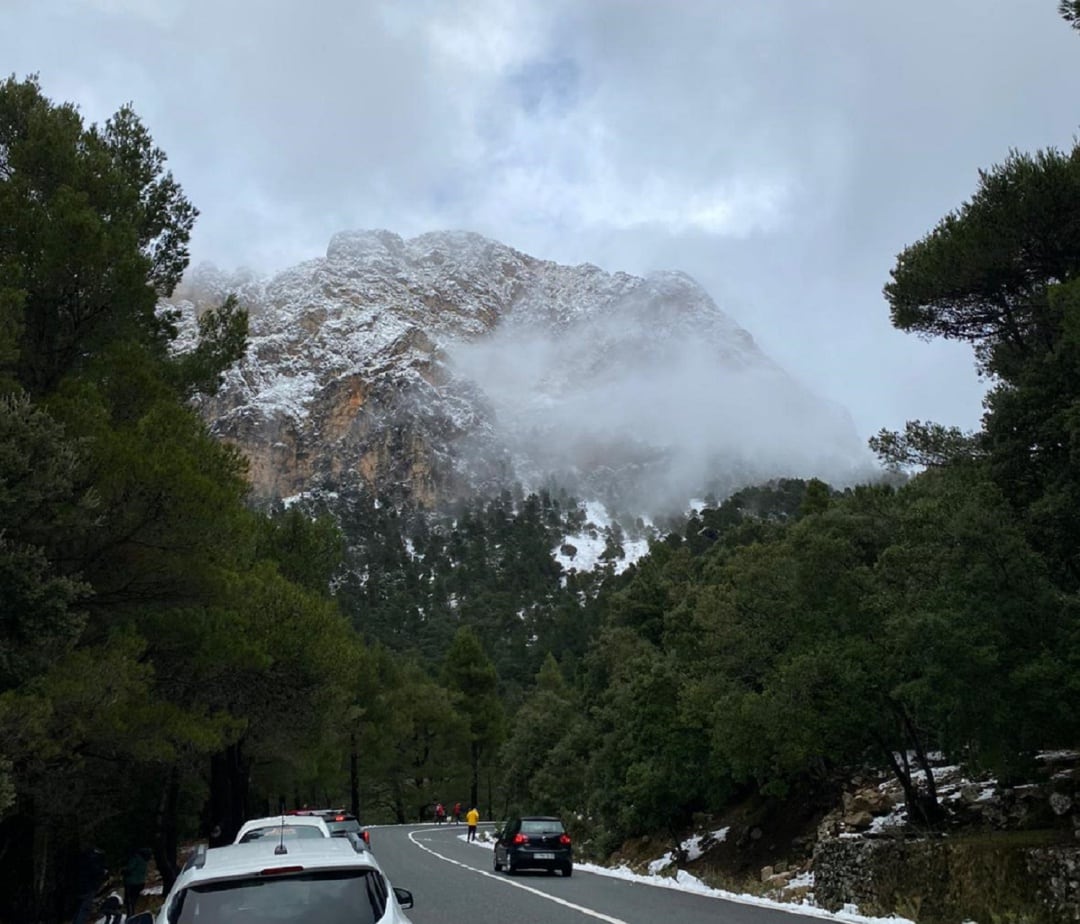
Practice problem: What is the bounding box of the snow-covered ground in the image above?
[553,500,653,575]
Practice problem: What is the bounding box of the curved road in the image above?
[371,823,830,924]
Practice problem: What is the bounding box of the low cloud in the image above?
[448,283,876,512]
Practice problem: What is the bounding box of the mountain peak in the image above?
[172,230,872,511]
[326,228,406,263]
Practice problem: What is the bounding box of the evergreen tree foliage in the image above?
[255,504,345,597]
[9,30,1080,912]
[868,419,980,470]
[328,482,601,683]
[354,650,469,823]
[499,654,587,818]
[1061,0,1080,31]
[0,77,318,918]
[0,75,197,395]
[885,145,1080,380]
[0,393,93,690]
[441,627,505,810]
[979,276,1080,588]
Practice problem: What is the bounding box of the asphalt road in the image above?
[370,823,829,924]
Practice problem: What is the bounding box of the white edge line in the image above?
[406,828,628,924]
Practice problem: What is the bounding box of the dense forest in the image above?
[3,8,1080,919]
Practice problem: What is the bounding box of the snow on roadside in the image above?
[460,831,913,924]
[648,826,730,872]
[683,826,729,860]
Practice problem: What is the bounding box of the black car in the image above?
[493,816,572,876]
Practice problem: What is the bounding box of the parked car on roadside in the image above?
[126,837,414,924]
[493,815,573,876]
[233,813,330,844]
[288,808,372,847]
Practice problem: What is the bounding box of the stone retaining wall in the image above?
[813,837,1080,923]
[1027,847,1080,923]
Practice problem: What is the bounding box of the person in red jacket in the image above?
[453,801,462,824]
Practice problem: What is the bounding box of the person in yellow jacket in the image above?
[465,806,480,842]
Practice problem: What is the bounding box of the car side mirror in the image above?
[126,914,154,924]
[394,887,414,909]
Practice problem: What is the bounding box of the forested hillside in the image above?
[3,24,1080,919]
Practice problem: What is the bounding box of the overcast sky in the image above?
[5,0,1080,442]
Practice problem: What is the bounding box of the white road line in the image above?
[407,830,629,924]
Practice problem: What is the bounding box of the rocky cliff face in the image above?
[171,230,871,511]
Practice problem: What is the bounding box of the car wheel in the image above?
[505,855,515,875]
[562,863,573,877]
[493,852,502,872]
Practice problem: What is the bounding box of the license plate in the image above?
[535,852,555,859]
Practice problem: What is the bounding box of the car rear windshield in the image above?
[170,869,387,924]
[238,825,324,843]
[521,819,564,835]
[325,819,361,836]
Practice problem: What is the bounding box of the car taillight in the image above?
[559,834,571,846]
[334,815,347,821]
[512,833,529,845]
[260,866,304,876]
[362,831,371,844]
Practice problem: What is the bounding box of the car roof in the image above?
[520,815,562,820]
[178,838,382,889]
[241,813,329,826]
[288,807,348,814]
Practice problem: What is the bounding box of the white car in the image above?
[127,837,415,924]
[233,813,330,844]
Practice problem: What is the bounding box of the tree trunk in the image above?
[208,740,250,844]
[0,807,40,923]
[350,734,360,820]
[485,765,494,821]
[154,764,181,896]
[878,707,945,829]
[32,810,52,923]
[390,780,405,825]
[469,741,479,809]
[899,707,940,807]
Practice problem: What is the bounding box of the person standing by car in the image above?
[72,846,108,924]
[466,806,479,842]
[122,847,152,916]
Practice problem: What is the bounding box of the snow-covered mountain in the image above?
[171,230,873,513]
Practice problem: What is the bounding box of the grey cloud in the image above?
[4,0,1076,445]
